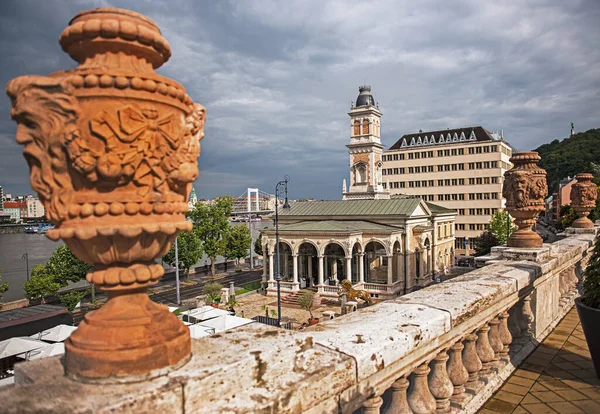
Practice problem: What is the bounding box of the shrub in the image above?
[582,236,600,309]
[59,289,87,311]
[203,282,223,303]
[299,291,315,319]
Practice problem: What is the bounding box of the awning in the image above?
[29,324,76,342]
[19,342,65,360]
[0,337,50,359]
[196,315,253,333]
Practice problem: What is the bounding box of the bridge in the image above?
[231,187,276,216]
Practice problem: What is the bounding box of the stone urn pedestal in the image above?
[502,152,548,248]
[7,8,205,381]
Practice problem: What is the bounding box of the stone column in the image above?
[447,341,469,405]
[488,317,503,365]
[318,255,324,286]
[262,249,267,284]
[363,395,383,414]
[476,324,496,376]
[283,254,288,279]
[387,255,394,285]
[308,255,313,285]
[269,252,275,282]
[345,256,352,284]
[292,254,299,288]
[387,376,411,414]
[408,363,436,414]
[397,252,403,284]
[359,253,365,283]
[428,351,453,413]
[462,333,483,391]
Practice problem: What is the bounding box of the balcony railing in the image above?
[3,231,595,413]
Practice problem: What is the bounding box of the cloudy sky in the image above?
[1,0,599,200]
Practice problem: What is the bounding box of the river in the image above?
[0,220,269,303]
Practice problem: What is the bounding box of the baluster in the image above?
[507,304,522,340]
[488,317,503,368]
[498,311,513,362]
[522,294,535,336]
[447,341,469,405]
[385,376,412,414]
[476,323,496,377]
[428,351,453,413]
[363,395,384,414]
[462,333,483,392]
[408,363,436,414]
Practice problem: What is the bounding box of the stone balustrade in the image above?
[1,231,595,413]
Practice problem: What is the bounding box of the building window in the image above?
[382,170,387,176]
[400,168,405,174]
[484,146,490,153]
[394,154,399,161]
[459,179,465,185]
[484,193,491,200]
[429,180,434,187]
[469,208,475,215]
[437,150,443,157]
[452,164,458,171]
[492,193,499,199]
[428,166,434,172]
[409,167,414,174]
[444,179,451,186]
[476,162,482,169]
[444,194,451,201]
[428,151,434,157]
[483,161,490,169]
[409,181,414,188]
[451,194,458,201]
[408,153,414,160]
[469,178,475,185]
[477,208,483,215]
[451,179,458,186]
[438,179,443,186]
[476,147,482,154]
[491,177,499,184]
[484,208,490,215]
[458,209,465,215]
[491,145,498,152]
[400,182,406,188]
[468,147,475,154]
[421,151,427,158]
[491,161,498,168]
[444,150,450,156]
[459,194,465,200]
[476,193,483,200]
[421,180,427,187]
[469,163,475,169]
[459,163,465,170]
[484,177,490,184]
[469,193,475,200]
[469,224,476,231]
[400,154,405,160]
[415,152,421,159]
[451,149,457,156]
[458,148,464,155]
[438,194,443,201]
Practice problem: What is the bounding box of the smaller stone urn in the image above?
[570,173,598,228]
[502,152,548,248]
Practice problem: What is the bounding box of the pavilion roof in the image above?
[279,196,423,217]
[265,220,402,233]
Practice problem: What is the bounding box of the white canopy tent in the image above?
[18,342,65,361]
[196,315,253,333]
[185,306,230,323]
[29,324,76,343]
[0,337,50,359]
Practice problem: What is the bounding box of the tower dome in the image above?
[355,85,375,107]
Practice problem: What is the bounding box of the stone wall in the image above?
[1,231,595,413]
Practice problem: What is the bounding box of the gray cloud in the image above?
[1,0,599,200]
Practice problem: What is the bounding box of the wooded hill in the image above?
[535,128,600,192]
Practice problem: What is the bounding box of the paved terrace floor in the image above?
[482,307,600,414]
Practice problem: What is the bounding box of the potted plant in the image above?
[576,235,600,378]
[299,291,319,325]
[203,281,223,308]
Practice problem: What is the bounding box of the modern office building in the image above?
[26,195,45,218]
[382,126,513,256]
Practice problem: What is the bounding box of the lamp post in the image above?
[275,175,291,326]
[22,253,29,282]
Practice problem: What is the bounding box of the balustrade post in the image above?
[462,333,483,393]
[488,317,503,367]
[498,311,513,362]
[408,363,436,414]
[385,376,412,414]
[428,351,453,413]
[363,395,384,414]
[447,341,469,405]
[476,324,496,377]
[522,294,535,336]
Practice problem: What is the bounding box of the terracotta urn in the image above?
[502,152,548,248]
[570,173,598,228]
[6,8,205,381]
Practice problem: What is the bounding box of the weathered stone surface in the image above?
[172,323,355,413]
[301,302,450,381]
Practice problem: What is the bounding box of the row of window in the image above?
[382,144,505,162]
[456,208,499,216]
[382,161,501,176]
[384,177,500,187]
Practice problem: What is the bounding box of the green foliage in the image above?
[582,236,600,309]
[299,291,315,318]
[254,237,263,255]
[46,245,93,287]
[555,205,577,231]
[203,281,223,303]
[535,128,600,192]
[473,231,500,257]
[225,225,252,269]
[163,230,203,279]
[24,265,61,303]
[488,210,517,245]
[226,296,238,308]
[188,196,234,276]
[0,271,9,309]
[59,289,87,311]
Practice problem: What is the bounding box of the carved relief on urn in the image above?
[502,152,548,248]
[570,173,598,228]
[7,8,204,381]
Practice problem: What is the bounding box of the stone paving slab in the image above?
[481,307,600,414]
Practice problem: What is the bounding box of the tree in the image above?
[556,205,577,231]
[59,289,88,311]
[254,237,263,256]
[225,225,252,270]
[473,231,500,257]
[299,291,315,320]
[488,210,517,245]
[582,236,600,309]
[45,245,94,302]
[163,230,203,280]
[0,271,9,309]
[202,282,223,304]
[24,265,61,303]
[188,196,234,277]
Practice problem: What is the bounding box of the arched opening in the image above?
[392,240,402,283]
[424,238,431,275]
[362,119,369,134]
[324,243,346,285]
[275,241,293,282]
[298,242,318,288]
[353,119,360,136]
[364,241,388,284]
[354,163,367,185]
